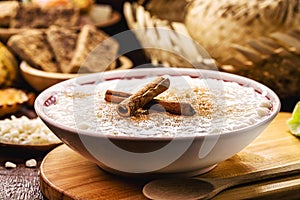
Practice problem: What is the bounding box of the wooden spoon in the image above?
[143,162,300,200]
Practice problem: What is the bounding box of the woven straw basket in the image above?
[124,0,300,99]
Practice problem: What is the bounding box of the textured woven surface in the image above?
[124,2,216,69]
[0,166,45,200]
[185,0,300,63]
[124,0,300,99]
[221,29,300,99]
[185,0,300,99]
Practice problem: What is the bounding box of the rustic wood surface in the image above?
[0,165,44,199]
[0,149,47,200]
[39,112,300,200]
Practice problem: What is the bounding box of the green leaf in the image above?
[287,101,300,136]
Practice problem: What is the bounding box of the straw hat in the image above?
[185,0,300,98]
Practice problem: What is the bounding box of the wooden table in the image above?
[1,112,300,199]
[0,146,47,199]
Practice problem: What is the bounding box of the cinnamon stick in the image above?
[105,90,195,116]
[116,76,170,117]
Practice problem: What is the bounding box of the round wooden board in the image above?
[40,113,300,200]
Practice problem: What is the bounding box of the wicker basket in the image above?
[123,2,216,69]
[220,29,300,99]
[185,0,300,99]
[124,0,300,99]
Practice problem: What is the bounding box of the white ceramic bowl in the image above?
[35,68,280,177]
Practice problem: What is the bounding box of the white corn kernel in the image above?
[5,161,16,168]
[25,159,37,168]
[260,100,272,109]
[257,107,269,117]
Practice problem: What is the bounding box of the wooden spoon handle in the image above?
[222,162,300,187]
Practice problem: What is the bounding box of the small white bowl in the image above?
[35,68,280,177]
[20,56,133,92]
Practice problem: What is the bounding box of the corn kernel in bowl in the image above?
[0,115,61,145]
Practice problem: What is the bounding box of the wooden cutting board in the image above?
[40,112,300,199]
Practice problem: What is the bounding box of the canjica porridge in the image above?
[44,75,272,137]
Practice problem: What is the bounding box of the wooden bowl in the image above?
[0,115,62,154]
[20,56,133,92]
[0,141,62,153]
